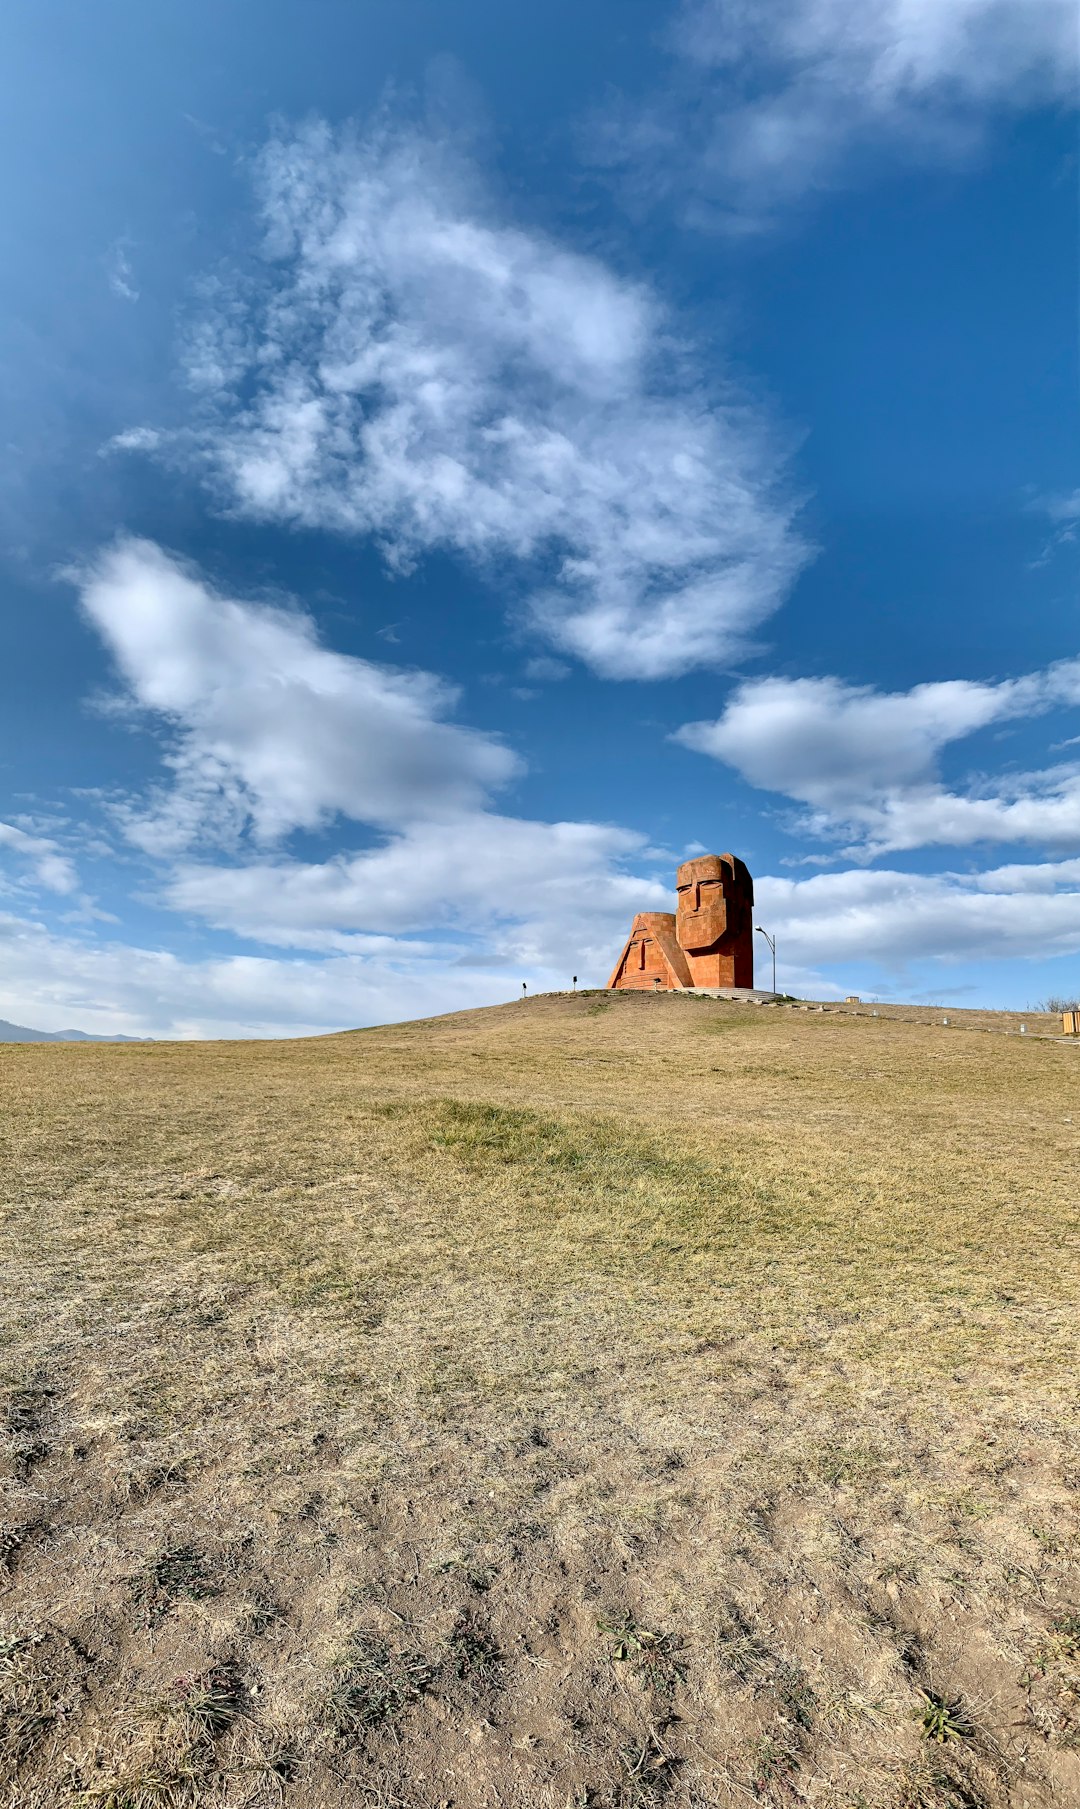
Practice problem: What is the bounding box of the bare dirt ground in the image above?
[1,989,1078,1809]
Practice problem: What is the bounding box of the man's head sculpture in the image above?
[606,852,755,992]
[675,854,754,988]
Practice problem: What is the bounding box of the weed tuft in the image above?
[616,1730,677,1805]
[745,1728,801,1800]
[773,1660,816,1730]
[170,1661,244,1739]
[1027,1612,1080,1677]
[916,1690,974,1744]
[599,1613,686,1700]
[895,1759,988,1809]
[2,1372,54,1476]
[715,1605,775,1684]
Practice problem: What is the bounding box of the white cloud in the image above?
[103,426,165,456]
[164,813,668,969]
[171,118,805,680]
[595,0,1078,225]
[677,662,1080,855]
[62,539,671,1009]
[0,821,78,894]
[73,538,520,852]
[820,774,1080,858]
[0,908,523,1039]
[758,859,1080,969]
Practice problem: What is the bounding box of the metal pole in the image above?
[755,926,776,995]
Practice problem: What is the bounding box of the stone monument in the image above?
[606,853,755,993]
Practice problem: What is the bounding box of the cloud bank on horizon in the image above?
[1,0,1077,1036]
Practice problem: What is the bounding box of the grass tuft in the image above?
[129,1546,219,1624]
[324,1630,435,1740]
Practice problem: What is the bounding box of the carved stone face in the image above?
[675,855,729,950]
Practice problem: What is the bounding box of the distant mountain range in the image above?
[0,1018,149,1043]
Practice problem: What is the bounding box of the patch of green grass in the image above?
[417,1098,746,1239]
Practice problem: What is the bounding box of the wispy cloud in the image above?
[677,661,1080,856]
[107,241,139,303]
[1029,486,1080,566]
[0,820,79,894]
[160,117,806,680]
[591,0,1078,228]
[102,426,164,457]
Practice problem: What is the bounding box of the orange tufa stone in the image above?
[606,853,755,992]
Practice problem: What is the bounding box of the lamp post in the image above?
[755,925,776,995]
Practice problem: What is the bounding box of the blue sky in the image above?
[1,0,1078,1036]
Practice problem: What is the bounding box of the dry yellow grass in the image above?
[1,989,1078,1809]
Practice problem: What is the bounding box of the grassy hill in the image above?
[1,991,1078,1808]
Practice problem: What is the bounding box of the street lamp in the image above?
[755,925,776,995]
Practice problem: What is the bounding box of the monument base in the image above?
[684,987,780,1003]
